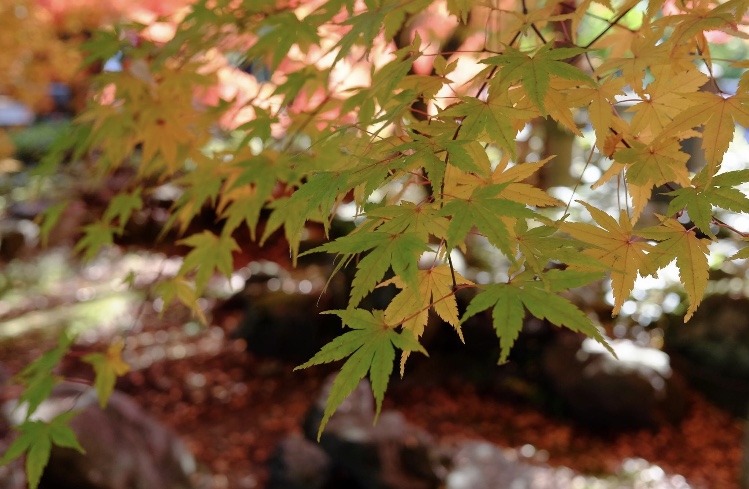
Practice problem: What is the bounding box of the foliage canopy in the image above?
[5,0,749,482]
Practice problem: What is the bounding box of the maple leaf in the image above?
[295,309,427,439]
[543,82,583,136]
[461,278,612,364]
[82,340,131,408]
[381,264,473,372]
[74,221,115,262]
[304,232,429,306]
[655,0,748,49]
[440,183,541,259]
[657,92,749,177]
[368,202,449,242]
[14,333,73,419]
[103,189,143,234]
[666,169,749,238]
[247,11,320,70]
[626,66,707,137]
[164,153,225,236]
[446,0,471,22]
[566,77,626,150]
[178,231,239,294]
[483,43,594,115]
[490,156,565,208]
[560,202,652,315]
[154,277,207,323]
[440,91,536,159]
[0,412,84,489]
[261,171,352,261]
[597,24,672,91]
[640,217,711,321]
[217,156,279,240]
[38,202,69,248]
[614,137,691,188]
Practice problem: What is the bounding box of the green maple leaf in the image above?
[154,277,206,323]
[368,202,449,242]
[262,171,351,261]
[640,217,711,322]
[219,157,279,239]
[446,0,472,22]
[74,221,115,262]
[305,231,428,306]
[1,412,85,489]
[440,95,533,159]
[461,278,611,364]
[440,184,539,259]
[14,334,74,419]
[103,189,143,233]
[333,7,389,64]
[248,11,320,70]
[665,188,715,238]
[729,238,749,260]
[614,138,691,188]
[667,168,749,239]
[483,43,594,115]
[38,202,68,248]
[177,231,239,293]
[461,284,525,364]
[295,309,427,439]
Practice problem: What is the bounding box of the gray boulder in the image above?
[301,374,446,489]
[665,294,749,413]
[543,336,687,427]
[267,433,331,489]
[3,382,197,489]
[446,442,692,489]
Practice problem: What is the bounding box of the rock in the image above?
[2,383,197,489]
[267,433,331,489]
[0,219,38,261]
[446,442,692,489]
[300,374,445,489]
[542,336,687,428]
[446,441,569,489]
[665,294,749,413]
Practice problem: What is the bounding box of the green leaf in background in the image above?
[15,333,73,419]
[103,189,143,234]
[73,221,116,262]
[177,231,239,294]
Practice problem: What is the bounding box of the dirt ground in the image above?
[109,307,745,489]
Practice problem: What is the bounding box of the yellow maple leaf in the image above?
[567,77,626,150]
[640,217,711,322]
[382,263,473,373]
[627,66,707,137]
[82,340,131,408]
[560,202,652,315]
[658,92,749,178]
[491,155,564,207]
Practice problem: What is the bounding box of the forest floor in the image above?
[0,248,744,489]
[118,310,745,489]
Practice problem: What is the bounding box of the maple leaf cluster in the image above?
[16,0,749,454]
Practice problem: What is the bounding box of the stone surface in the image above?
[267,433,331,489]
[446,441,692,489]
[665,294,749,413]
[300,374,445,489]
[542,336,687,428]
[3,383,197,489]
